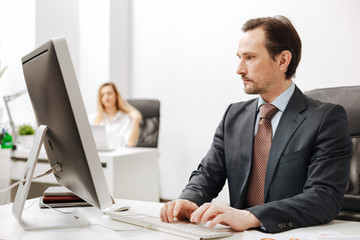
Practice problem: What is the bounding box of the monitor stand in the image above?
[12,125,91,230]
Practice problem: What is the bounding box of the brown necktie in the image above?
[247,103,279,207]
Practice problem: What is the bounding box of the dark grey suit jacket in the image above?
[179,86,352,233]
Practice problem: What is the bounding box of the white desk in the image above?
[0,198,359,240]
[3,147,160,202]
[99,148,160,201]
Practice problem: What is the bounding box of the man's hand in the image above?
[190,202,261,231]
[160,199,198,223]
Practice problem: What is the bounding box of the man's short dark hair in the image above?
[242,15,302,79]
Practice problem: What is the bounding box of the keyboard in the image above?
[106,210,232,240]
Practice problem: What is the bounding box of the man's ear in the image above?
[277,50,292,73]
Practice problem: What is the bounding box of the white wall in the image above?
[131,0,360,201]
[79,0,131,115]
[0,0,131,127]
[0,0,36,131]
[110,0,132,100]
[36,0,80,71]
[79,0,110,114]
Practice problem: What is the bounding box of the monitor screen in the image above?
[21,37,112,210]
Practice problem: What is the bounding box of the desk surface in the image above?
[0,198,359,240]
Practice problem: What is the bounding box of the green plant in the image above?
[18,124,35,135]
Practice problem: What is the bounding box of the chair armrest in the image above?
[342,194,360,212]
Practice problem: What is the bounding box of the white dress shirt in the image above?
[88,111,132,148]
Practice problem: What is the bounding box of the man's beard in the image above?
[242,76,261,95]
[242,75,276,95]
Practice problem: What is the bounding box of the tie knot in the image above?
[259,103,278,119]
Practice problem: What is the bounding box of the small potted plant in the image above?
[17,124,35,149]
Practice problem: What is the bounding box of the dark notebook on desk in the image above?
[39,186,91,208]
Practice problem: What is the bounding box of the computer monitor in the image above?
[12,37,112,230]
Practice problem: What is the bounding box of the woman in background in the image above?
[89,82,142,148]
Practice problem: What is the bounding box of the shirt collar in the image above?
[257,82,295,112]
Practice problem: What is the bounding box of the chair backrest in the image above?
[305,86,360,219]
[127,99,160,148]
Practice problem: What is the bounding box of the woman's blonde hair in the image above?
[94,82,136,124]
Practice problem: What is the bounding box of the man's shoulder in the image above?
[297,94,349,127]
[288,86,344,115]
[304,94,343,112]
[220,98,258,122]
[229,98,258,110]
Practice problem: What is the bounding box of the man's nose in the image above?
[236,59,247,75]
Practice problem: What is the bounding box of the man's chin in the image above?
[243,85,258,95]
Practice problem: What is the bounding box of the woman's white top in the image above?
[88,111,132,148]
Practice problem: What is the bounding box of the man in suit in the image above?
[160,16,352,233]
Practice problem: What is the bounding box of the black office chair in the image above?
[127,99,160,148]
[305,86,360,221]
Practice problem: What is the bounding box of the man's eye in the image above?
[247,56,254,60]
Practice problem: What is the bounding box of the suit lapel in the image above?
[264,87,307,200]
[242,99,258,177]
[233,98,258,207]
